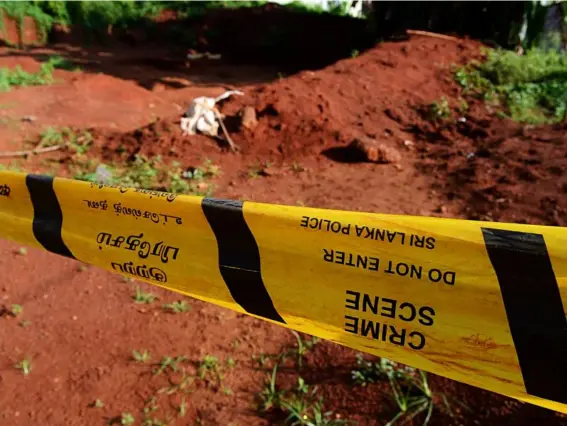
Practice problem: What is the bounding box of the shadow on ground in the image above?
[0,4,375,91]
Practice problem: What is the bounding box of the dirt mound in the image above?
[92,36,482,160]
[415,114,567,226]
[88,33,567,228]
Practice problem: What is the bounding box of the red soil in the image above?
[0,8,566,426]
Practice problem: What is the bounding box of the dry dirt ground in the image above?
[1,7,566,426]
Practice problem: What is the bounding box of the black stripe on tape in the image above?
[26,174,75,259]
[482,228,567,404]
[202,198,285,323]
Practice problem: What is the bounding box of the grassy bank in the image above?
[455,48,567,124]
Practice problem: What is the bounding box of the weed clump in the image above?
[455,48,567,124]
[73,155,220,196]
[0,61,54,92]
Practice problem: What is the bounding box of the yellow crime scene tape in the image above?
[0,170,566,413]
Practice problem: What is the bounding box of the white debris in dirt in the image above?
[403,139,413,147]
[21,115,37,122]
[180,90,244,151]
[95,164,113,184]
[180,90,243,137]
[187,51,222,60]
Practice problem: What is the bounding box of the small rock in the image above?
[403,140,413,147]
[21,115,36,122]
[349,137,402,164]
[240,106,258,130]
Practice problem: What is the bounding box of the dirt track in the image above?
[1,7,566,426]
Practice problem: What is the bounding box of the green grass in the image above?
[198,354,223,385]
[48,55,81,71]
[163,300,191,314]
[14,357,32,375]
[259,364,285,412]
[0,62,54,92]
[10,304,23,316]
[259,364,348,425]
[73,155,220,196]
[455,48,567,124]
[153,355,188,376]
[0,56,78,93]
[132,349,152,363]
[90,399,104,408]
[133,287,156,304]
[351,355,463,425]
[291,331,319,370]
[121,412,135,425]
[37,127,92,154]
[425,97,451,121]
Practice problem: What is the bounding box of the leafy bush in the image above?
[455,48,567,124]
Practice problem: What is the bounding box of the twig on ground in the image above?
[0,145,63,158]
[213,108,239,152]
[407,29,461,42]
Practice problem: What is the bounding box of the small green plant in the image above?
[426,97,451,121]
[132,349,151,363]
[457,98,469,114]
[351,355,415,387]
[178,397,187,417]
[259,368,347,425]
[291,331,319,369]
[254,353,269,368]
[37,127,92,153]
[19,320,31,328]
[248,161,271,179]
[222,386,233,395]
[121,412,135,425]
[163,300,190,314]
[153,355,187,376]
[14,357,32,375]
[198,354,222,384]
[282,397,348,426]
[385,370,436,426]
[291,162,306,173]
[90,399,104,408]
[48,55,80,71]
[133,287,156,304]
[38,126,65,147]
[10,304,23,316]
[259,364,284,412]
[351,49,359,58]
[351,355,458,426]
[226,357,236,368]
